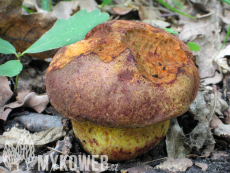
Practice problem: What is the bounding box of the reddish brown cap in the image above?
[45,20,200,128]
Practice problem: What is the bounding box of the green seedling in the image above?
[22,5,35,13]
[0,9,109,95]
[101,0,113,8]
[187,42,200,51]
[220,0,230,5]
[163,28,178,35]
[157,0,195,19]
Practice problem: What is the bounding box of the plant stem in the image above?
[14,53,21,97]
[157,0,195,19]
[14,74,19,96]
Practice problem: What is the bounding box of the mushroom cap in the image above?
[45,20,200,128]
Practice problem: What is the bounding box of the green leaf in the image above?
[220,0,230,5]
[23,9,109,55]
[0,38,17,55]
[163,28,178,35]
[187,42,200,51]
[0,60,23,77]
[101,0,113,8]
[157,0,195,19]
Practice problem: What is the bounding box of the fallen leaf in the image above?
[211,114,224,129]
[166,118,191,158]
[224,108,230,124]
[0,126,66,147]
[0,0,58,59]
[13,113,63,132]
[112,7,133,15]
[214,123,230,142]
[0,76,13,107]
[142,19,171,28]
[179,0,222,85]
[3,92,49,116]
[77,0,98,12]
[201,144,215,157]
[214,45,230,72]
[211,151,229,160]
[137,2,163,21]
[0,107,12,121]
[155,157,193,173]
[51,1,79,19]
[195,162,208,172]
[183,90,216,151]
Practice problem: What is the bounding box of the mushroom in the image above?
[45,20,200,161]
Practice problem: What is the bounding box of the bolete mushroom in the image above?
[45,20,200,161]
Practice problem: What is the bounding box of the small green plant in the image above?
[100,0,113,8]
[187,42,200,51]
[0,9,109,94]
[220,0,230,5]
[157,0,195,19]
[163,28,178,35]
[22,5,35,13]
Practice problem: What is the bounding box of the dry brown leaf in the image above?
[201,144,215,157]
[0,0,22,32]
[0,76,13,107]
[166,118,191,158]
[211,115,230,141]
[213,124,230,142]
[112,7,133,15]
[214,45,230,73]
[179,0,222,85]
[77,0,98,12]
[0,126,66,147]
[224,108,230,124]
[5,92,49,114]
[155,157,193,172]
[137,2,163,21]
[0,92,49,121]
[51,1,79,19]
[195,162,208,172]
[184,90,216,151]
[142,19,170,28]
[0,0,58,60]
[0,107,12,121]
[211,115,224,129]
[211,151,229,160]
